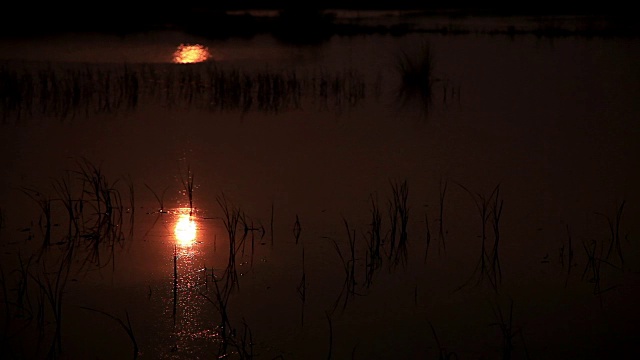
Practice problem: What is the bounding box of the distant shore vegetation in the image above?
[0,4,636,42]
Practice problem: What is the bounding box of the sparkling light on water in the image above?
[174,209,196,247]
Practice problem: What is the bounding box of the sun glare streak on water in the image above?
[173,44,211,63]
[174,209,196,247]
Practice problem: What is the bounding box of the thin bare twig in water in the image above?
[79,307,139,359]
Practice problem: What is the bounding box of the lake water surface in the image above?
[1,16,640,359]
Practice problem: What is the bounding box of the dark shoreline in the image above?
[1,7,637,42]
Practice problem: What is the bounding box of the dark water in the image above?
[1,17,640,359]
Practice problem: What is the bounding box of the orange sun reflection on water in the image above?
[173,44,211,64]
[174,209,196,247]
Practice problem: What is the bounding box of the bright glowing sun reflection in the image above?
[174,211,196,247]
[173,44,211,64]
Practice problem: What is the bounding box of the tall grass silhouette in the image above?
[0,155,636,358]
[1,61,369,122]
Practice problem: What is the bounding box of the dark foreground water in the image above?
[1,15,640,359]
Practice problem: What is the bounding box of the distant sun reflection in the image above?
[174,209,196,247]
[173,44,211,64]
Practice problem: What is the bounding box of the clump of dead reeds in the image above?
[395,42,435,114]
[388,179,409,268]
[570,200,628,302]
[365,194,383,288]
[199,263,255,358]
[455,183,503,292]
[327,218,360,313]
[216,193,244,292]
[599,200,626,269]
[297,245,307,327]
[489,300,530,360]
[397,43,434,94]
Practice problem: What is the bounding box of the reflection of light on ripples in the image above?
[174,209,196,247]
[173,44,211,63]
[165,207,227,354]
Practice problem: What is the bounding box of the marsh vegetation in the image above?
[1,14,639,360]
[1,161,636,358]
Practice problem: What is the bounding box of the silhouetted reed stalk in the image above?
[13,252,33,318]
[293,214,302,244]
[490,186,504,286]
[1,62,368,122]
[200,271,249,358]
[296,245,307,327]
[235,318,254,359]
[598,200,626,269]
[346,220,357,306]
[250,220,256,266]
[428,321,459,360]
[21,188,52,254]
[3,159,133,357]
[0,253,48,355]
[384,180,408,268]
[180,164,195,215]
[328,218,359,313]
[52,174,85,269]
[216,193,242,292]
[438,178,448,254]
[389,180,409,268]
[80,161,127,232]
[239,213,248,257]
[75,159,126,271]
[79,307,139,359]
[580,202,628,299]
[581,239,611,298]
[144,183,169,214]
[326,311,333,360]
[561,225,574,287]
[123,176,135,241]
[173,245,178,325]
[30,257,71,358]
[387,195,398,254]
[1,264,9,326]
[490,300,530,360]
[365,194,383,288]
[270,201,275,246]
[424,210,432,263]
[238,215,263,267]
[455,183,503,292]
[52,175,80,244]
